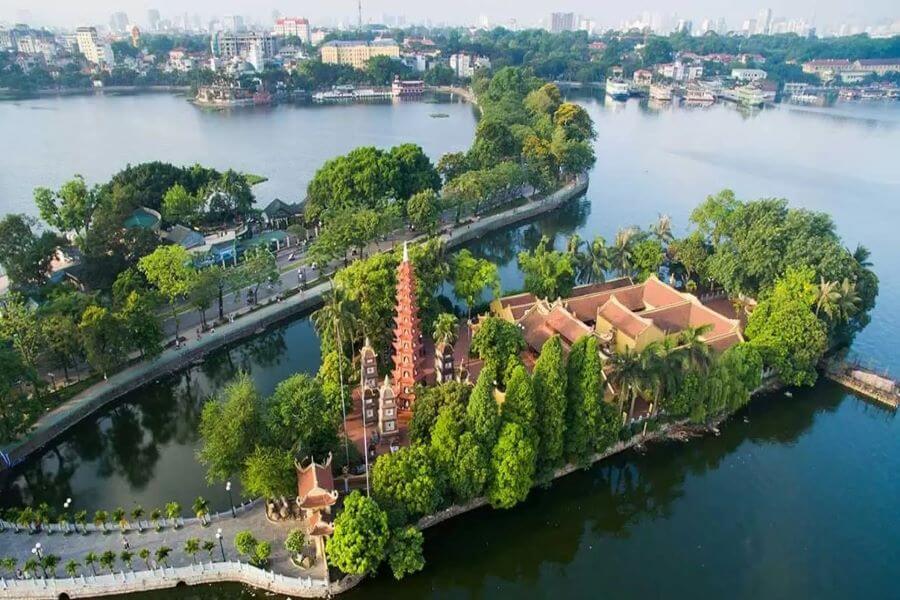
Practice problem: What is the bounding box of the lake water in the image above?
[1,92,899,599]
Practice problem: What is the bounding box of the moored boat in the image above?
[605,78,630,101]
[649,83,673,101]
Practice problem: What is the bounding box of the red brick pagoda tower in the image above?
[391,242,422,406]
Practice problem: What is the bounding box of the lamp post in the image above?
[63,498,72,534]
[226,481,235,518]
[32,543,47,578]
[216,528,226,562]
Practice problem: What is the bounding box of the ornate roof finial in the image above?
[402,240,409,263]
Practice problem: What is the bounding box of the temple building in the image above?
[391,242,423,405]
[491,275,743,356]
[360,339,378,425]
[296,453,339,560]
[378,376,399,436]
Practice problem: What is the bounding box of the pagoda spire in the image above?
[391,243,422,406]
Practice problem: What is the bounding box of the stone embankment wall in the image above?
[1,176,588,468]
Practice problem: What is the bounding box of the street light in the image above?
[216,528,226,562]
[226,481,235,518]
[63,498,72,534]
[32,543,47,578]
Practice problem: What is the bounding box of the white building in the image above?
[273,17,310,44]
[449,53,491,78]
[657,60,703,82]
[731,68,767,82]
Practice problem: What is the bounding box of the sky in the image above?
[2,0,898,30]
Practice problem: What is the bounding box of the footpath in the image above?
[0,175,588,468]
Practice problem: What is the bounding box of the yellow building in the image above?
[320,39,400,70]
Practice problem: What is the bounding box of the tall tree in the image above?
[372,445,442,525]
[197,373,262,483]
[0,214,60,287]
[450,250,500,321]
[79,305,126,378]
[326,492,390,576]
[517,236,576,300]
[34,175,99,236]
[138,244,194,341]
[488,422,536,509]
[532,335,567,478]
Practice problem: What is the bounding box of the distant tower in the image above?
[360,338,378,425]
[391,242,422,406]
[358,0,363,31]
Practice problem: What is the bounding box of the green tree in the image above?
[317,350,353,429]
[372,445,442,525]
[64,559,80,578]
[241,445,296,499]
[326,492,390,576]
[517,236,576,300]
[406,188,441,234]
[284,529,306,559]
[184,538,201,564]
[409,381,470,444]
[34,175,99,236]
[488,422,537,508]
[138,244,194,341]
[99,550,117,574]
[138,548,151,569]
[746,267,828,386]
[0,214,60,287]
[241,246,278,303]
[84,552,98,576]
[79,305,126,378]
[119,551,134,571]
[197,372,262,483]
[165,502,181,528]
[118,290,164,359]
[154,546,171,568]
[553,102,595,142]
[502,362,538,451]
[390,143,441,201]
[532,335,567,478]
[631,239,665,281]
[266,373,339,458]
[42,313,82,382]
[192,496,210,526]
[437,151,469,183]
[466,367,502,453]
[161,183,204,225]
[450,249,500,321]
[470,317,526,368]
[387,526,425,580]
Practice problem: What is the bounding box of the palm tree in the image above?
[835,278,861,323]
[611,227,638,278]
[112,507,128,532]
[566,234,588,283]
[84,552,98,576]
[150,508,162,531]
[64,559,80,579]
[184,538,201,564]
[41,554,60,578]
[192,497,210,526]
[93,510,108,534]
[202,540,217,560]
[23,558,40,579]
[165,502,182,529]
[0,557,18,579]
[74,510,88,535]
[18,507,35,533]
[651,214,674,246]
[606,346,644,421]
[99,550,117,574]
[432,313,458,346]
[155,547,172,568]
[678,324,713,373]
[815,277,840,318]
[138,548,151,570]
[120,551,134,572]
[852,244,872,268]
[584,236,611,283]
[35,502,51,533]
[311,288,359,356]
[57,512,70,535]
[641,338,683,417]
[131,506,145,533]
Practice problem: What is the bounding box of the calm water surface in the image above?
[1,93,899,599]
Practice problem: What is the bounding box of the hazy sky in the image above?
[3,0,897,30]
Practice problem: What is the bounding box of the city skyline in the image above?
[3,0,898,32]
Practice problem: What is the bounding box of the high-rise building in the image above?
[675,19,692,34]
[147,9,161,31]
[223,15,245,33]
[550,12,576,33]
[75,27,114,68]
[756,9,773,34]
[211,31,276,60]
[109,12,129,33]
[273,17,310,44]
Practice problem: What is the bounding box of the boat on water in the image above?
[736,85,766,108]
[649,83,673,101]
[313,84,393,102]
[789,93,826,107]
[605,78,630,101]
[683,86,715,105]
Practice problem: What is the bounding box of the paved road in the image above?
[0,503,324,580]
